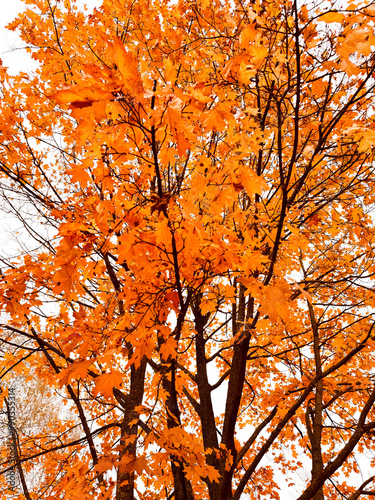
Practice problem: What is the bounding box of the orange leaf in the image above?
[239,23,258,48]
[66,165,91,187]
[110,38,145,99]
[50,86,113,108]
[320,11,345,23]
[58,361,90,386]
[293,282,313,303]
[159,336,178,362]
[259,282,290,323]
[93,371,124,398]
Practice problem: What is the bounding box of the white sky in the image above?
[0,0,33,73]
[0,0,102,74]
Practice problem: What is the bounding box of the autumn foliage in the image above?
[1,0,375,498]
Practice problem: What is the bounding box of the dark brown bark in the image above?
[193,295,220,498]
[219,283,249,500]
[116,358,147,500]
[309,303,324,500]
[297,385,375,500]
[162,358,194,500]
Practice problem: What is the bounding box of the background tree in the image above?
[1,0,375,499]
[0,374,80,498]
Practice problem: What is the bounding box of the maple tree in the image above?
[1,0,375,498]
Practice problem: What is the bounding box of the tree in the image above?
[0,375,80,497]
[1,0,375,498]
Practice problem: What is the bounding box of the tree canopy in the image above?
[1,0,375,498]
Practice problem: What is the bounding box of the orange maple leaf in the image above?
[93,371,124,398]
[50,86,113,109]
[259,282,290,323]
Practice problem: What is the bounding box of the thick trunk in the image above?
[219,284,251,500]
[116,358,147,500]
[309,303,324,500]
[193,298,220,498]
[162,359,194,500]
